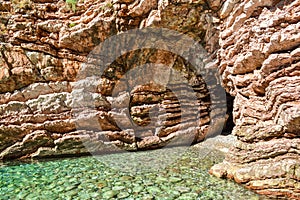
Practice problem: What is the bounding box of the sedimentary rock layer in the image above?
[0,0,224,159]
[210,0,300,199]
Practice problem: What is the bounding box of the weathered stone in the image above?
[210,0,300,199]
[0,0,223,166]
[3,0,300,198]
[0,130,53,159]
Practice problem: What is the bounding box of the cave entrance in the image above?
[97,48,215,148]
[221,93,235,135]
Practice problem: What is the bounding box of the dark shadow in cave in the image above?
[221,93,235,135]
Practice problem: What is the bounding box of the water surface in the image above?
[0,146,268,199]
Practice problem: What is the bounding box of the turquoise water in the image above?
[0,147,267,200]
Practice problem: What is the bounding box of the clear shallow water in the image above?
[0,146,267,200]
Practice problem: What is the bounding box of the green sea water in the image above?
[0,146,269,200]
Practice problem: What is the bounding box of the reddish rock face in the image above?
[210,0,300,199]
[0,0,224,160]
[2,0,299,198]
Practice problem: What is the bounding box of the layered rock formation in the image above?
[0,0,225,159]
[210,0,300,199]
[2,0,299,198]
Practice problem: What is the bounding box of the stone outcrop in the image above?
[2,0,299,198]
[210,0,300,199]
[0,0,225,159]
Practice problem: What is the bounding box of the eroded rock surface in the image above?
[3,0,299,198]
[0,0,224,159]
[210,0,300,199]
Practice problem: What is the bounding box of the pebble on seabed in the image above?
[0,145,263,200]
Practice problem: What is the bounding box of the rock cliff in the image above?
[210,0,300,199]
[1,0,299,198]
[0,0,224,159]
